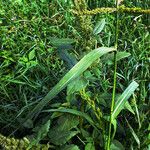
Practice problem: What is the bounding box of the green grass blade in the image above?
[112,81,139,120]
[125,118,140,148]
[24,47,115,121]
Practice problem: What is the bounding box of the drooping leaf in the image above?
[110,140,125,150]
[43,108,96,129]
[125,118,140,148]
[112,81,139,120]
[124,101,135,115]
[132,95,141,129]
[24,47,115,121]
[93,19,106,35]
[103,51,131,65]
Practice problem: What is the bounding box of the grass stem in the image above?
[106,0,119,149]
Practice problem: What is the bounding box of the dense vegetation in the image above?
[0,0,149,149]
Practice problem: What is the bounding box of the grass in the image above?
[0,0,150,149]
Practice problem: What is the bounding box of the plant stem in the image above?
[106,0,119,149]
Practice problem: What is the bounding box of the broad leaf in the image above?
[112,81,139,120]
[56,114,79,131]
[28,120,50,148]
[48,114,79,145]
[49,130,79,145]
[93,19,106,35]
[43,108,96,129]
[24,47,115,121]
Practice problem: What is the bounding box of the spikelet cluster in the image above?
[0,134,50,150]
[72,6,150,15]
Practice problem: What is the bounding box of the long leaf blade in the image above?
[112,81,139,120]
[25,47,116,121]
[43,108,95,126]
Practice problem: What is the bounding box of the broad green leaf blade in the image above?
[48,114,79,146]
[112,81,139,120]
[48,130,79,145]
[56,114,79,131]
[93,19,106,35]
[36,120,51,142]
[43,108,96,128]
[28,120,50,149]
[24,47,115,121]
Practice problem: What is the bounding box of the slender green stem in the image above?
[106,0,119,149]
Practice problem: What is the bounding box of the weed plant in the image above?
[0,0,149,149]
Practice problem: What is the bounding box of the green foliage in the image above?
[0,0,149,150]
[93,18,106,35]
[112,81,139,120]
[23,47,115,122]
[28,120,51,148]
[48,114,79,145]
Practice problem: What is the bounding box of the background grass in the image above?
[0,0,149,149]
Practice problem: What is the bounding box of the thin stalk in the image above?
[106,0,119,149]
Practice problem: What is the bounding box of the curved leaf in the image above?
[24,47,115,121]
[112,81,139,120]
[43,108,96,128]
[93,19,106,35]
